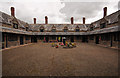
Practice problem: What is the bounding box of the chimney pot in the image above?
[45,16,48,24]
[103,7,107,17]
[11,7,15,17]
[71,17,74,24]
[33,18,36,24]
[83,17,85,24]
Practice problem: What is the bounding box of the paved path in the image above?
[2,43,118,76]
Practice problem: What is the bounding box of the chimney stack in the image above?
[45,16,48,24]
[71,17,74,24]
[103,7,107,17]
[33,18,36,24]
[83,17,85,24]
[11,7,15,17]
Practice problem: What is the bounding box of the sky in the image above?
[0,0,119,24]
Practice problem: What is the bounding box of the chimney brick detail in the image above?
[11,7,15,17]
[45,16,48,24]
[71,17,74,24]
[34,18,36,24]
[103,7,107,17]
[83,17,85,24]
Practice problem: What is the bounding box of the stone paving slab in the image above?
[2,43,118,76]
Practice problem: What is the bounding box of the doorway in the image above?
[95,36,99,44]
[20,36,24,45]
[31,36,37,43]
[45,36,49,42]
[82,36,85,42]
[57,36,62,42]
[82,36,88,42]
[34,36,37,43]
[70,36,74,42]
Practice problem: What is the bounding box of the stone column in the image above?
[24,35,26,44]
[4,34,8,48]
[56,36,58,42]
[17,36,20,45]
[4,34,6,48]
[110,34,113,47]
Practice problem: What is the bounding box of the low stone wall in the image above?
[7,41,19,48]
[88,38,119,49]
[99,40,111,47]
[2,34,32,49]
[88,40,95,44]
[112,41,118,48]
[25,40,31,44]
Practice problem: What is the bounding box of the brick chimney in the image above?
[45,16,48,24]
[33,18,36,24]
[83,17,85,24]
[103,7,107,17]
[71,17,74,24]
[11,7,15,17]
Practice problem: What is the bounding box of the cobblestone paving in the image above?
[2,43,118,76]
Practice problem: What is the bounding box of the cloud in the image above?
[118,1,120,10]
[0,0,119,24]
[60,2,118,23]
[12,2,66,24]
[0,0,66,24]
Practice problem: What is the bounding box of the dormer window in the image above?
[90,27,94,31]
[26,27,28,31]
[100,18,108,29]
[40,26,44,32]
[51,26,56,32]
[100,23,106,29]
[76,29,80,32]
[63,26,68,32]
[13,23,18,29]
[108,19,111,24]
[8,18,12,24]
[75,26,80,32]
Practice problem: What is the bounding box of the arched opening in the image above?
[40,26,44,32]
[75,26,80,32]
[63,26,68,32]
[51,25,56,32]
[95,36,99,44]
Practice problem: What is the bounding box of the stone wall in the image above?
[25,36,31,44]
[2,32,119,49]
[87,32,119,49]
[2,33,32,49]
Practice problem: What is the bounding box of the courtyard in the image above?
[2,42,118,76]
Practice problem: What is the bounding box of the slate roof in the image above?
[17,19,28,29]
[1,11,13,25]
[0,10,119,33]
[91,10,120,28]
[0,11,28,29]
[29,24,90,31]
[1,25,118,35]
[106,10,119,24]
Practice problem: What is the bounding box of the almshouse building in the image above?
[0,7,120,49]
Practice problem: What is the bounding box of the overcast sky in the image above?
[0,0,119,24]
